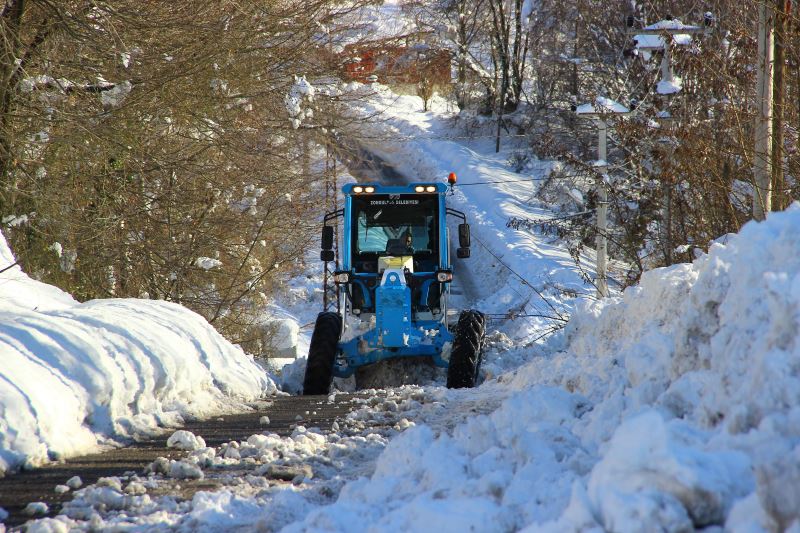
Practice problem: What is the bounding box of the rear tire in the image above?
[446,310,486,389]
[302,312,342,395]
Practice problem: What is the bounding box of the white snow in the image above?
[285,202,800,532]
[23,502,48,516]
[658,76,684,94]
[194,256,223,269]
[575,96,630,116]
[634,33,693,50]
[100,81,132,108]
[166,430,207,451]
[268,317,300,357]
[633,19,697,51]
[285,76,316,129]
[306,89,799,530]
[0,230,276,476]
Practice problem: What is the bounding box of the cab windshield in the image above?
[351,194,438,258]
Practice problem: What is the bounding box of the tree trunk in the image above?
[455,0,468,110]
[771,0,790,210]
[489,0,510,152]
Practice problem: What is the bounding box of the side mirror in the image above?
[456,247,470,259]
[321,225,334,250]
[458,223,470,248]
[321,249,335,262]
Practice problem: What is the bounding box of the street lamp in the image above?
[575,96,632,298]
[630,18,713,95]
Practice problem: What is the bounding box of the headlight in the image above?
[353,186,364,193]
[414,186,425,193]
[364,186,375,193]
[334,271,351,284]
[436,271,453,282]
[425,185,436,192]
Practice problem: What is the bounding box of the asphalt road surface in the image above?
[0,393,362,528]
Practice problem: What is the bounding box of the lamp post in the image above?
[575,97,632,298]
[654,111,677,265]
[628,18,713,95]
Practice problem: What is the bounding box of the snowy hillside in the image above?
[0,232,276,477]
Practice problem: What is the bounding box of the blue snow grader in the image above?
[302,180,486,394]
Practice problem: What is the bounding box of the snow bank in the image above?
[532,206,800,530]
[566,206,800,436]
[291,206,800,531]
[0,232,275,476]
[552,204,800,530]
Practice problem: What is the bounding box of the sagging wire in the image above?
[469,232,570,331]
[507,209,596,231]
[454,169,624,188]
[456,176,552,186]
[483,312,564,321]
[0,261,19,275]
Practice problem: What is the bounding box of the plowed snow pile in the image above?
[291,207,800,532]
[0,231,276,476]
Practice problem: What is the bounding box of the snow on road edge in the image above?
[0,231,276,476]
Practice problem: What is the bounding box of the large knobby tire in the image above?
[302,312,342,395]
[446,310,486,389]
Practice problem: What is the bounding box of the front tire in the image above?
[446,310,486,388]
[302,312,342,395]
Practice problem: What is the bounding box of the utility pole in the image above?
[754,1,774,221]
[654,114,676,265]
[575,98,632,298]
[595,120,609,298]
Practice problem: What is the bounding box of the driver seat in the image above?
[385,238,411,256]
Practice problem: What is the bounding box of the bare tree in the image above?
[0,0,369,348]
